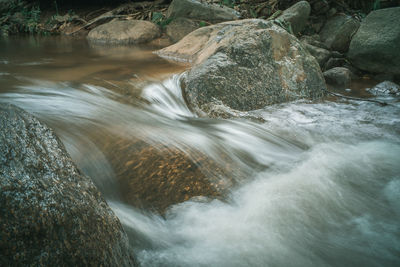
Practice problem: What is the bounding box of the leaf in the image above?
[250,8,257,18]
[151,12,163,24]
[159,17,173,28]
[222,0,235,8]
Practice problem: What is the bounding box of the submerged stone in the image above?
[0,104,136,266]
[102,140,235,214]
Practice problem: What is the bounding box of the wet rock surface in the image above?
[367,81,400,97]
[323,67,352,87]
[87,20,161,44]
[167,0,240,23]
[159,19,326,115]
[0,104,136,266]
[102,139,235,214]
[348,7,400,75]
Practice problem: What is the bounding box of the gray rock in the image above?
[300,35,329,49]
[312,0,330,15]
[303,43,331,67]
[166,17,202,43]
[320,14,360,52]
[324,57,347,70]
[348,7,400,75]
[157,19,326,114]
[367,81,400,96]
[323,67,352,87]
[87,20,161,44]
[0,104,136,266]
[331,51,344,58]
[310,21,324,33]
[277,1,311,34]
[166,0,240,23]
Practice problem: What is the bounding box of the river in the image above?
[1,36,399,267]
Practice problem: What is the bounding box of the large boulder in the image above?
[87,20,161,44]
[348,7,400,75]
[157,19,326,114]
[166,0,240,23]
[0,104,136,266]
[319,14,360,52]
[277,0,311,35]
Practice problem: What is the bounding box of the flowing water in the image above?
[1,37,399,267]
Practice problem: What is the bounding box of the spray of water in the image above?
[1,74,399,267]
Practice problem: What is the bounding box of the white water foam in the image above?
[1,76,400,266]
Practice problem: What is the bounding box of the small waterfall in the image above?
[1,37,399,266]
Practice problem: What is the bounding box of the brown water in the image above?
[1,36,400,267]
[0,36,185,95]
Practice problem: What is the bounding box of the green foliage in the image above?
[249,8,257,18]
[151,12,173,28]
[64,10,77,22]
[0,0,45,35]
[23,6,41,33]
[199,21,207,27]
[221,0,236,8]
[5,0,25,13]
[54,1,59,15]
[151,12,163,24]
[0,24,10,36]
[274,18,293,34]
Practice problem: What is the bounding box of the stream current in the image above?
[1,37,399,267]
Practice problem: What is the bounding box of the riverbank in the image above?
[2,1,399,36]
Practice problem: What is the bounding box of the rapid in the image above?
[1,37,399,267]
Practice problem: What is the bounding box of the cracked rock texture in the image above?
[158,19,326,115]
[0,104,136,266]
